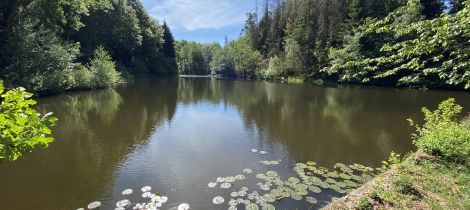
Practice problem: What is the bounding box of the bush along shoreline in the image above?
[323,98,470,209]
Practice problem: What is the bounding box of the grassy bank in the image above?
[324,98,470,210]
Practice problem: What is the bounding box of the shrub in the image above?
[265,56,285,78]
[409,98,470,163]
[0,81,57,161]
[73,65,94,89]
[87,46,122,88]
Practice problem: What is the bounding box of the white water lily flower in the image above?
[87,201,101,209]
[122,189,133,195]
[160,196,168,203]
[141,186,151,192]
[116,199,131,208]
[226,176,236,183]
[243,169,253,174]
[208,182,217,188]
[114,207,125,210]
[230,192,239,197]
[177,203,190,210]
[221,182,232,189]
[216,177,226,183]
[77,208,84,210]
[212,196,225,204]
[259,151,267,155]
[228,205,238,210]
[238,191,247,197]
[251,149,258,153]
[241,187,249,191]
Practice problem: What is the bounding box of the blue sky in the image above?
[141,0,255,43]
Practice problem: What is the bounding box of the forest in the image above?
[175,0,469,89]
[0,0,178,95]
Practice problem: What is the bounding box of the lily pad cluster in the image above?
[77,186,188,210]
[293,162,376,194]
[207,149,377,209]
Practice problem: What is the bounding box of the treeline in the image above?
[177,0,469,89]
[0,0,177,94]
[175,39,262,78]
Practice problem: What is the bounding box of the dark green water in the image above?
[0,78,469,210]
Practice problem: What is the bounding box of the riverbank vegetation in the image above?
[0,0,178,94]
[175,0,469,90]
[325,98,470,209]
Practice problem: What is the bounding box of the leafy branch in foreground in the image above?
[0,81,57,161]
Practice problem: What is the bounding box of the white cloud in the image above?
[142,0,254,31]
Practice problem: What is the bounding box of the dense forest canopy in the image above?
[175,0,469,90]
[0,0,178,94]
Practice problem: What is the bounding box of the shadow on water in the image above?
[0,77,468,209]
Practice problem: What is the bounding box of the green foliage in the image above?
[409,98,470,163]
[0,81,57,161]
[381,151,402,170]
[265,56,285,78]
[325,0,470,89]
[357,196,373,210]
[87,47,122,88]
[1,0,178,94]
[393,174,418,195]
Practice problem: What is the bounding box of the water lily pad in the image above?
[296,189,308,196]
[344,180,358,187]
[141,186,151,192]
[221,182,232,189]
[212,196,225,205]
[326,172,339,178]
[238,191,247,197]
[261,204,275,210]
[142,192,152,198]
[270,161,279,165]
[241,187,249,192]
[121,189,133,195]
[177,203,190,210]
[339,173,351,180]
[208,182,217,188]
[325,178,336,184]
[306,161,316,166]
[87,201,101,209]
[246,203,259,210]
[231,192,239,197]
[296,163,307,168]
[228,205,237,210]
[290,192,302,200]
[226,176,236,182]
[288,177,300,184]
[306,197,317,204]
[260,184,270,191]
[266,171,278,177]
[216,177,226,183]
[243,169,253,174]
[229,199,238,206]
[256,174,267,179]
[116,199,131,208]
[262,194,276,202]
[236,175,246,180]
[260,161,271,165]
[308,186,321,193]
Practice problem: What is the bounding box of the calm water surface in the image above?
[0,78,469,210]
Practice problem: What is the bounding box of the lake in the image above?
[0,77,469,210]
